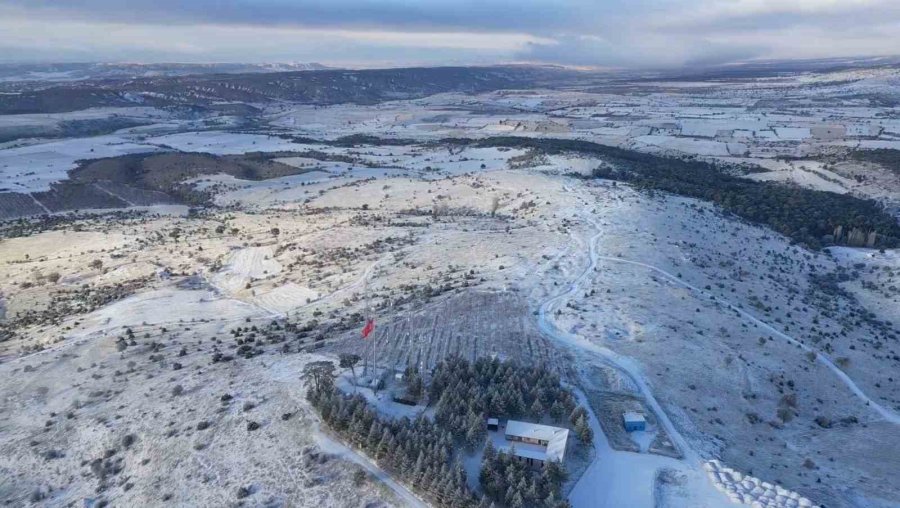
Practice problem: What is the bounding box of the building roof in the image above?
[504,420,569,462]
[499,443,548,461]
[487,418,499,426]
[623,411,646,424]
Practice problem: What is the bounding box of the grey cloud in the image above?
[1,0,899,68]
[2,0,615,34]
[659,1,900,35]
[517,35,767,69]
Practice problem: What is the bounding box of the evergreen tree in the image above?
[549,400,564,423]
[530,398,544,417]
[575,415,593,445]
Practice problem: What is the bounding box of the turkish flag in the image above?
[361,318,375,339]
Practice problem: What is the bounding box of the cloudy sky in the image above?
[1,0,900,68]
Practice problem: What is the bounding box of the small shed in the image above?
[623,411,646,432]
[487,418,499,432]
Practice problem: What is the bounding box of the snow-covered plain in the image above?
[2,65,900,507]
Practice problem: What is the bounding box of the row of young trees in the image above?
[307,370,480,507]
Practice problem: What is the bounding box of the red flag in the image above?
[361,318,375,339]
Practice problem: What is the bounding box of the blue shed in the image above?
[623,411,646,432]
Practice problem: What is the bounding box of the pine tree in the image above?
[549,400,564,423]
[377,427,392,459]
[525,480,540,505]
[575,415,593,445]
[505,485,517,507]
[542,459,568,488]
[413,451,427,485]
[465,413,485,449]
[530,398,544,417]
[569,406,586,427]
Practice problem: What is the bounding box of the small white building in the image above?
[500,420,569,469]
[623,411,647,432]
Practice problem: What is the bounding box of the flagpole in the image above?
[364,275,370,378]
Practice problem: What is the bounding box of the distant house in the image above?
[486,418,499,432]
[623,411,646,432]
[500,420,569,469]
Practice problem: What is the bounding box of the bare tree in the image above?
[339,353,362,388]
[303,361,336,393]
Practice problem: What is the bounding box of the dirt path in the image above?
[536,218,699,460]
[591,255,900,425]
[533,216,731,507]
[313,430,428,508]
[535,207,900,505]
[92,182,136,206]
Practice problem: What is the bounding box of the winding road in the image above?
[535,219,699,462]
[314,430,429,508]
[533,218,731,507]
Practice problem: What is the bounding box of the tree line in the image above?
[428,357,587,448]
[269,134,900,249]
[307,364,478,506]
[444,136,900,250]
[306,356,583,507]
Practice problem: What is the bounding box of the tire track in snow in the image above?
[593,254,900,425]
[534,217,733,507]
[534,221,699,463]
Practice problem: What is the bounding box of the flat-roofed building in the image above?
[499,420,569,469]
[623,411,646,432]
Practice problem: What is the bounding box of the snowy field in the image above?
[0,135,164,192]
[2,65,900,507]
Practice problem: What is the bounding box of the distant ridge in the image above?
[0,62,333,83]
